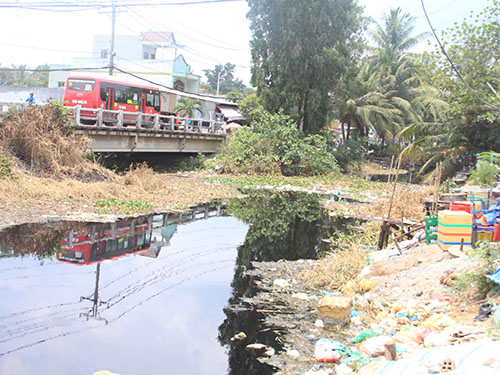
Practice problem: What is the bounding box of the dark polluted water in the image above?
[0,191,352,375]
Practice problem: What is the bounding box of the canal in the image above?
[0,190,345,375]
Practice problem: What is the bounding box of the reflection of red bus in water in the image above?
[63,75,163,125]
[58,219,152,265]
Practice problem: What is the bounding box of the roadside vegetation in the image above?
[216,107,339,176]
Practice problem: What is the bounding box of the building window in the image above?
[174,80,185,91]
[101,49,109,59]
[58,81,65,88]
[143,51,156,60]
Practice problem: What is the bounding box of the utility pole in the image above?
[109,0,117,76]
[216,71,221,96]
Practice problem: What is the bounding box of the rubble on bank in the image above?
[237,242,500,374]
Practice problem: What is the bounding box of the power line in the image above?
[129,7,248,52]
[420,0,500,111]
[0,42,92,55]
[0,66,109,72]
[0,0,244,9]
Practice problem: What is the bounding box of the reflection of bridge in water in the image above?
[59,202,224,266]
[58,202,224,322]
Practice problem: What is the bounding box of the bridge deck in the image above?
[70,106,227,153]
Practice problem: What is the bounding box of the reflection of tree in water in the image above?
[0,222,82,261]
[218,190,321,375]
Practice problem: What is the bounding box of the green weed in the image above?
[454,241,500,299]
[0,153,17,180]
[93,198,154,214]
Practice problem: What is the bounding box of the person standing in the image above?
[25,92,35,105]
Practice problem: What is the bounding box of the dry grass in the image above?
[302,246,368,291]
[360,185,430,221]
[0,221,77,259]
[301,221,379,291]
[0,103,112,180]
[0,169,238,215]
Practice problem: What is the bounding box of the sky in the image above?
[0,0,492,86]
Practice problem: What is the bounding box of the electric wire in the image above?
[0,42,92,55]
[420,0,500,111]
[0,0,244,9]
[129,6,248,52]
[0,66,109,72]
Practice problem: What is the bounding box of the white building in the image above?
[49,31,201,94]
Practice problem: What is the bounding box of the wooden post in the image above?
[380,155,395,221]
[386,154,402,221]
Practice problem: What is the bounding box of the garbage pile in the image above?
[304,290,500,374]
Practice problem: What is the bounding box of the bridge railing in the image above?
[68,106,227,136]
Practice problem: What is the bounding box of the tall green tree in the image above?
[396,0,500,182]
[247,0,365,134]
[420,0,500,154]
[369,7,427,74]
[367,8,446,148]
[203,63,246,95]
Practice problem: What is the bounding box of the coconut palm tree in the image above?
[331,60,402,145]
[369,7,427,74]
[174,97,204,118]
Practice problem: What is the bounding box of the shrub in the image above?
[0,152,16,180]
[468,151,500,186]
[217,107,340,176]
[332,138,367,170]
[177,153,206,171]
[454,241,500,299]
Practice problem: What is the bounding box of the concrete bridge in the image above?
[70,106,227,153]
[0,103,228,153]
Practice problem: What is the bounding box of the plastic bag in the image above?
[351,328,383,343]
[314,338,346,362]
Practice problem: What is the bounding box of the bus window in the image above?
[146,93,154,107]
[115,89,129,104]
[154,92,161,112]
[67,79,95,92]
[100,87,108,102]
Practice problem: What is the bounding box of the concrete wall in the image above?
[93,35,143,60]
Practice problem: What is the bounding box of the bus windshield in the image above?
[67,78,96,92]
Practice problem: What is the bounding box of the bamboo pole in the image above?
[380,155,395,221]
[386,154,402,221]
[378,155,396,249]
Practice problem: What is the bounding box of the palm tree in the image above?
[367,8,448,155]
[369,7,427,74]
[331,60,402,145]
[174,97,204,118]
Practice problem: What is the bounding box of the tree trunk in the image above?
[341,122,346,145]
[299,98,306,132]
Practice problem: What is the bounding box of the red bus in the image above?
[63,75,162,125]
[57,219,152,265]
